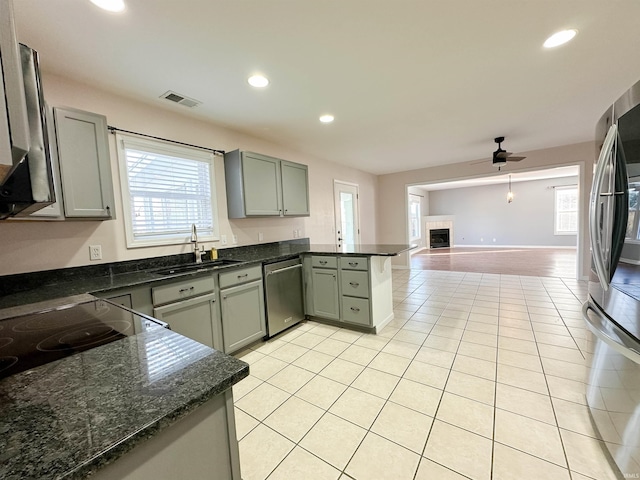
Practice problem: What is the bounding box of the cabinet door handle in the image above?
[349,262,358,267]
[237,273,248,279]
[223,295,227,300]
[179,286,195,293]
[350,306,360,313]
[349,282,359,288]
[319,260,327,265]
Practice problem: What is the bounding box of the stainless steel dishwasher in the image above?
[263,257,305,337]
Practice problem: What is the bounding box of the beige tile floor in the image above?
[232,269,619,480]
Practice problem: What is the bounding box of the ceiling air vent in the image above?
[160,91,201,108]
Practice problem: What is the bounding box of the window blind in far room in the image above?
[554,185,578,235]
[116,134,218,248]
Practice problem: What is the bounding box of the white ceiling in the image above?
[12,1,640,175]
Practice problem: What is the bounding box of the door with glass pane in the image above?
[334,181,360,249]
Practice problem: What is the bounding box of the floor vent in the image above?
[160,91,201,108]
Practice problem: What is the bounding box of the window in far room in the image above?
[409,194,421,241]
[554,186,578,235]
[627,182,640,241]
[116,133,218,248]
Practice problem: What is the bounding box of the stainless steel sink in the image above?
[154,259,243,276]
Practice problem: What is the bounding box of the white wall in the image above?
[377,142,594,279]
[428,176,578,247]
[0,73,378,276]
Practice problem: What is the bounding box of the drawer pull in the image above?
[350,306,360,313]
[237,273,248,279]
[179,286,195,293]
[349,262,358,267]
[349,282,359,288]
[319,260,327,265]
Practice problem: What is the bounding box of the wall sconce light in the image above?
[507,175,514,203]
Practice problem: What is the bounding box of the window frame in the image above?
[408,194,421,241]
[116,133,219,248]
[626,182,640,244]
[554,185,578,235]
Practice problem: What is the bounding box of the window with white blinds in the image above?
[554,185,578,235]
[116,134,218,247]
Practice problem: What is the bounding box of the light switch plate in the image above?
[232,234,238,244]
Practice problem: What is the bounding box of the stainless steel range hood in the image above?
[0,0,54,218]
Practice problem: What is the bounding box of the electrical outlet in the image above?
[232,234,238,244]
[258,232,264,241]
[221,235,227,245]
[89,245,102,261]
[293,229,298,238]
[480,237,484,242]
[493,238,496,242]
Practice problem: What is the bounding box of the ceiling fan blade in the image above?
[470,158,491,165]
[506,156,526,162]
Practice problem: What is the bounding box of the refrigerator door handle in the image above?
[583,301,640,362]
[590,124,618,291]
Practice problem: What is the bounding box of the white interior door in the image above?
[334,181,361,248]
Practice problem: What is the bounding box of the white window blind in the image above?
[554,186,578,235]
[409,194,421,241]
[117,134,218,247]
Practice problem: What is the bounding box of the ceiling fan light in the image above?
[543,29,578,48]
[319,114,334,123]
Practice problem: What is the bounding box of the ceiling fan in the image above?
[491,136,526,170]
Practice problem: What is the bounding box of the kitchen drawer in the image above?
[340,270,369,299]
[341,296,371,326]
[152,276,215,306]
[340,256,368,271]
[219,265,262,289]
[311,256,337,269]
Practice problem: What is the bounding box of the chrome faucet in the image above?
[191,224,203,263]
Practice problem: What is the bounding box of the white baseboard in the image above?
[620,257,640,266]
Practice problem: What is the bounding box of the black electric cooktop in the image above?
[0,299,166,379]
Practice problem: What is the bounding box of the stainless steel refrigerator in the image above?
[584,78,640,478]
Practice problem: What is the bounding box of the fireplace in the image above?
[430,228,450,248]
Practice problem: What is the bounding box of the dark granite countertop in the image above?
[0,325,249,480]
[0,239,410,479]
[0,240,413,310]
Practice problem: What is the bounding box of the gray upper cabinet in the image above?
[224,150,309,218]
[53,107,114,219]
[281,160,309,216]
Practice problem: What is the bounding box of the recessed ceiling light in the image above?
[248,75,269,88]
[90,0,125,12]
[319,114,334,123]
[543,29,578,48]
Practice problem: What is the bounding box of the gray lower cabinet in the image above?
[90,391,241,480]
[53,106,114,219]
[311,268,339,320]
[219,266,266,353]
[150,275,222,350]
[153,293,220,350]
[304,255,393,331]
[339,257,372,327]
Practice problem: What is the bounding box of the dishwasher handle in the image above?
[266,263,302,276]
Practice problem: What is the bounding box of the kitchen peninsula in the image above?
[0,240,411,479]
